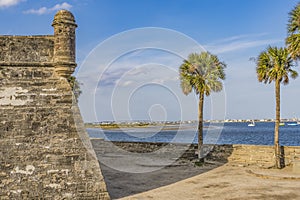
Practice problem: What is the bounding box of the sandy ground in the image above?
[92,139,300,200]
[119,164,300,200]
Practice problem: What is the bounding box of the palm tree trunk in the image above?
[275,79,281,169]
[198,92,204,162]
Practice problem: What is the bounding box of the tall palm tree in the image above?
[286,2,300,59]
[256,46,298,169]
[179,52,226,161]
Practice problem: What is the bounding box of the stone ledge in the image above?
[0,35,54,39]
[247,168,300,180]
[0,62,54,67]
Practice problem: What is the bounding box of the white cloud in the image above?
[51,2,72,11]
[206,39,282,54]
[0,0,24,8]
[23,2,72,15]
[117,80,134,87]
[204,34,282,54]
[114,65,179,88]
[209,33,269,45]
[23,7,47,15]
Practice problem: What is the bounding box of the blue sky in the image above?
[1,0,299,122]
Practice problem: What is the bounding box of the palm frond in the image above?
[256,46,297,85]
[179,51,226,97]
[288,2,300,34]
[286,33,300,59]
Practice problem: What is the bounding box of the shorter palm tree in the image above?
[179,52,226,161]
[256,46,298,169]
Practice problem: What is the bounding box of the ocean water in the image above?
[87,122,300,146]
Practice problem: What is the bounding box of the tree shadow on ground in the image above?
[91,140,233,199]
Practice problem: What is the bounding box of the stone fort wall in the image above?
[0,10,109,199]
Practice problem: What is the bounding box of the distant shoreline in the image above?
[85,123,196,130]
[85,119,300,130]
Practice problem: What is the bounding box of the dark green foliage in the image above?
[286,2,300,59]
[179,52,226,96]
[256,46,298,85]
[67,75,82,102]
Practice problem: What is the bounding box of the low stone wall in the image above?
[92,140,234,163]
[92,140,300,168]
[228,145,300,168]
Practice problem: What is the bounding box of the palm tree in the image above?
[179,52,226,161]
[286,2,300,59]
[256,46,298,169]
[68,75,82,102]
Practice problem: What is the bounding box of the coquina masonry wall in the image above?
[0,10,109,199]
[228,145,300,168]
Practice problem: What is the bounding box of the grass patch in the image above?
[194,161,205,167]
